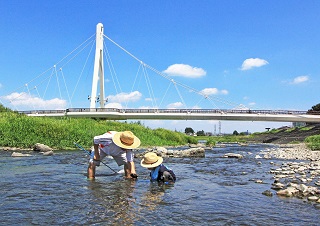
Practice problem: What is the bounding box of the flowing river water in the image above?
[0,144,319,225]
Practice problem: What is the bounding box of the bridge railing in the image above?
[18,108,320,115]
[18,109,66,114]
[65,108,310,115]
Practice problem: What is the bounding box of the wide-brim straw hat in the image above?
[112,131,141,149]
[140,152,163,168]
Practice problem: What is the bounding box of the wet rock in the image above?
[43,151,54,156]
[136,147,205,158]
[33,143,53,152]
[223,153,243,159]
[271,182,285,190]
[307,196,319,202]
[276,187,298,197]
[262,190,273,197]
[11,152,32,157]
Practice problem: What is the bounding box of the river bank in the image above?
[255,143,320,204]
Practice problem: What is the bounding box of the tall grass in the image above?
[305,135,320,150]
[0,112,197,149]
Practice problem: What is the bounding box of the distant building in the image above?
[292,122,306,127]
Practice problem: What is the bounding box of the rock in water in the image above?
[43,151,54,156]
[11,152,32,157]
[33,143,53,152]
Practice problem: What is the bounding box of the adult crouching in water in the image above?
[87,131,141,179]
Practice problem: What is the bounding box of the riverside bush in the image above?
[0,112,197,149]
[305,135,320,150]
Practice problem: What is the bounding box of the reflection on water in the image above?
[0,145,319,225]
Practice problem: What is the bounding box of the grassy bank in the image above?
[305,135,320,150]
[0,112,197,150]
[195,135,249,146]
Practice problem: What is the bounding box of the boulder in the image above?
[11,152,32,157]
[135,147,205,158]
[262,190,273,197]
[33,143,52,152]
[223,153,243,159]
[43,151,54,156]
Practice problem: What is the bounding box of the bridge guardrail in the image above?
[18,108,320,115]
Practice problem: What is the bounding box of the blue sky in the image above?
[1,1,319,133]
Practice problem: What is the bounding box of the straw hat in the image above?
[112,131,141,149]
[140,152,163,168]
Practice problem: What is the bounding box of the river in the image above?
[0,144,319,225]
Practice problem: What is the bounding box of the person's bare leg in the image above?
[87,162,96,179]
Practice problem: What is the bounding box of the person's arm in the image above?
[93,143,100,161]
[125,150,137,178]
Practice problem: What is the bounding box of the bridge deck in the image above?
[19,108,320,123]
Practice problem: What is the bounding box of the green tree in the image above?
[310,103,320,111]
[185,127,194,134]
[0,104,11,112]
[197,130,205,136]
[233,130,239,136]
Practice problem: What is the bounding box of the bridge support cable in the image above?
[142,64,158,109]
[158,82,172,109]
[53,65,63,101]
[104,42,123,95]
[9,34,96,97]
[103,33,251,110]
[34,86,46,110]
[172,79,188,109]
[42,67,55,100]
[128,63,142,108]
[59,68,72,108]
[25,84,36,110]
[71,40,96,103]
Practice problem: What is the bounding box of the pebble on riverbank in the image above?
[260,143,320,203]
[135,146,205,158]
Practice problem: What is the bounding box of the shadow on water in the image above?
[0,144,320,225]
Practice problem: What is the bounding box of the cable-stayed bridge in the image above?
[3,23,320,123]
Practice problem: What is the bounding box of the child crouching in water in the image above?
[140,152,176,183]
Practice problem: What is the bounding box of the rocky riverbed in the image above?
[3,142,320,205]
[257,143,320,205]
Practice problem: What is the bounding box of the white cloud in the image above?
[105,102,123,109]
[292,75,309,84]
[107,91,142,103]
[167,102,184,109]
[220,89,229,95]
[200,88,228,96]
[163,64,206,78]
[248,102,256,106]
[240,58,269,71]
[1,92,66,110]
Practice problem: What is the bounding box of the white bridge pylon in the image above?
[90,23,105,108]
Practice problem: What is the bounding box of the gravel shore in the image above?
[258,143,320,204]
[260,143,320,161]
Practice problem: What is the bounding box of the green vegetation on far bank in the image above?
[0,112,197,150]
[1,110,320,151]
[305,135,320,151]
[195,135,249,146]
